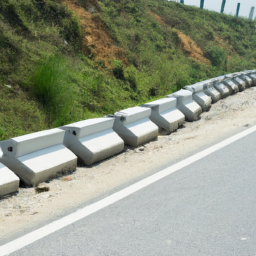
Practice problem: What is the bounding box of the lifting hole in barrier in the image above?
[120,116,126,122]
[8,147,13,152]
[72,131,76,136]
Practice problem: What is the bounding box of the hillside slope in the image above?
[0,0,255,140]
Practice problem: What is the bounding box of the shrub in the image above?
[31,56,76,126]
[204,43,227,69]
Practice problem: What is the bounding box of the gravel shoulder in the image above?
[1,88,256,241]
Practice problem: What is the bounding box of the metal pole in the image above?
[180,0,184,4]
[249,6,255,19]
[220,0,226,13]
[200,0,204,9]
[236,3,240,17]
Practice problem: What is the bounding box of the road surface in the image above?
[1,126,256,255]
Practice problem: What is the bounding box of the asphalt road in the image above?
[6,129,256,255]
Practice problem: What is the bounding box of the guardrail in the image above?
[111,107,158,147]
[60,118,124,165]
[167,89,202,121]
[0,69,255,197]
[141,98,185,132]
[0,129,77,187]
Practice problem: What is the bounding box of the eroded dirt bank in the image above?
[1,87,256,240]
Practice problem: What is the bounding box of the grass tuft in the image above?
[31,56,76,127]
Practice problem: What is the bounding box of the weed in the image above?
[31,56,76,127]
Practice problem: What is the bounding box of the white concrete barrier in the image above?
[222,78,239,94]
[231,76,246,91]
[112,107,158,147]
[212,80,230,98]
[141,98,185,132]
[202,81,222,103]
[60,118,124,165]
[214,75,226,82]
[249,74,256,86]
[0,162,19,197]
[0,129,77,186]
[237,73,253,87]
[184,83,212,111]
[249,69,256,75]
[243,71,256,86]
[167,89,202,122]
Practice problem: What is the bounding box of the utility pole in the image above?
[236,3,240,17]
[249,6,255,19]
[180,0,184,4]
[220,0,226,13]
[200,0,204,9]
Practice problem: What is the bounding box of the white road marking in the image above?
[1,125,256,256]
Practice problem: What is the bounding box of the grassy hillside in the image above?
[0,0,256,140]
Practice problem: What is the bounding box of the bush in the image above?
[31,56,76,126]
[204,42,227,69]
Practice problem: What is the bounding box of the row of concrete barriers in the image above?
[1,69,256,197]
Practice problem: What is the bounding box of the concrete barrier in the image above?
[249,74,256,86]
[213,75,227,83]
[0,129,77,186]
[212,80,230,98]
[141,98,185,132]
[60,118,124,165]
[112,107,158,147]
[249,69,256,75]
[167,89,202,122]
[243,71,256,86]
[222,78,239,94]
[184,83,212,111]
[237,73,253,87]
[202,81,222,103]
[230,76,246,91]
[0,162,19,197]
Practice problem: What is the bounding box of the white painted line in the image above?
[1,125,256,256]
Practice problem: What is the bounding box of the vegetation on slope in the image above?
[0,0,256,140]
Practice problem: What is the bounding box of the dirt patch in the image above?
[62,0,127,68]
[177,31,210,64]
[1,88,256,240]
[149,11,167,27]
[214,36,234,60]
[149,11,210,65]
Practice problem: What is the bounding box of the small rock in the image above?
[5,85,12,89]
[13,204,21,209]
[205,111,218,120]
[138,146,144,151]
[30,212,38,215]
[88,7,95,13]
[41,194,49,199]
[35,185,50,194]
[61,176,73,182]
[5,212,11,217]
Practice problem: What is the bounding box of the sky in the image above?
[175,0,256,18]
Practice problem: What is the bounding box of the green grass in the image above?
[31,56,77,126]
[0,0,256,140]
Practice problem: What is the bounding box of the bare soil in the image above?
[1,88,256,240]
[149,11,210,64]
[62,0,127,68]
